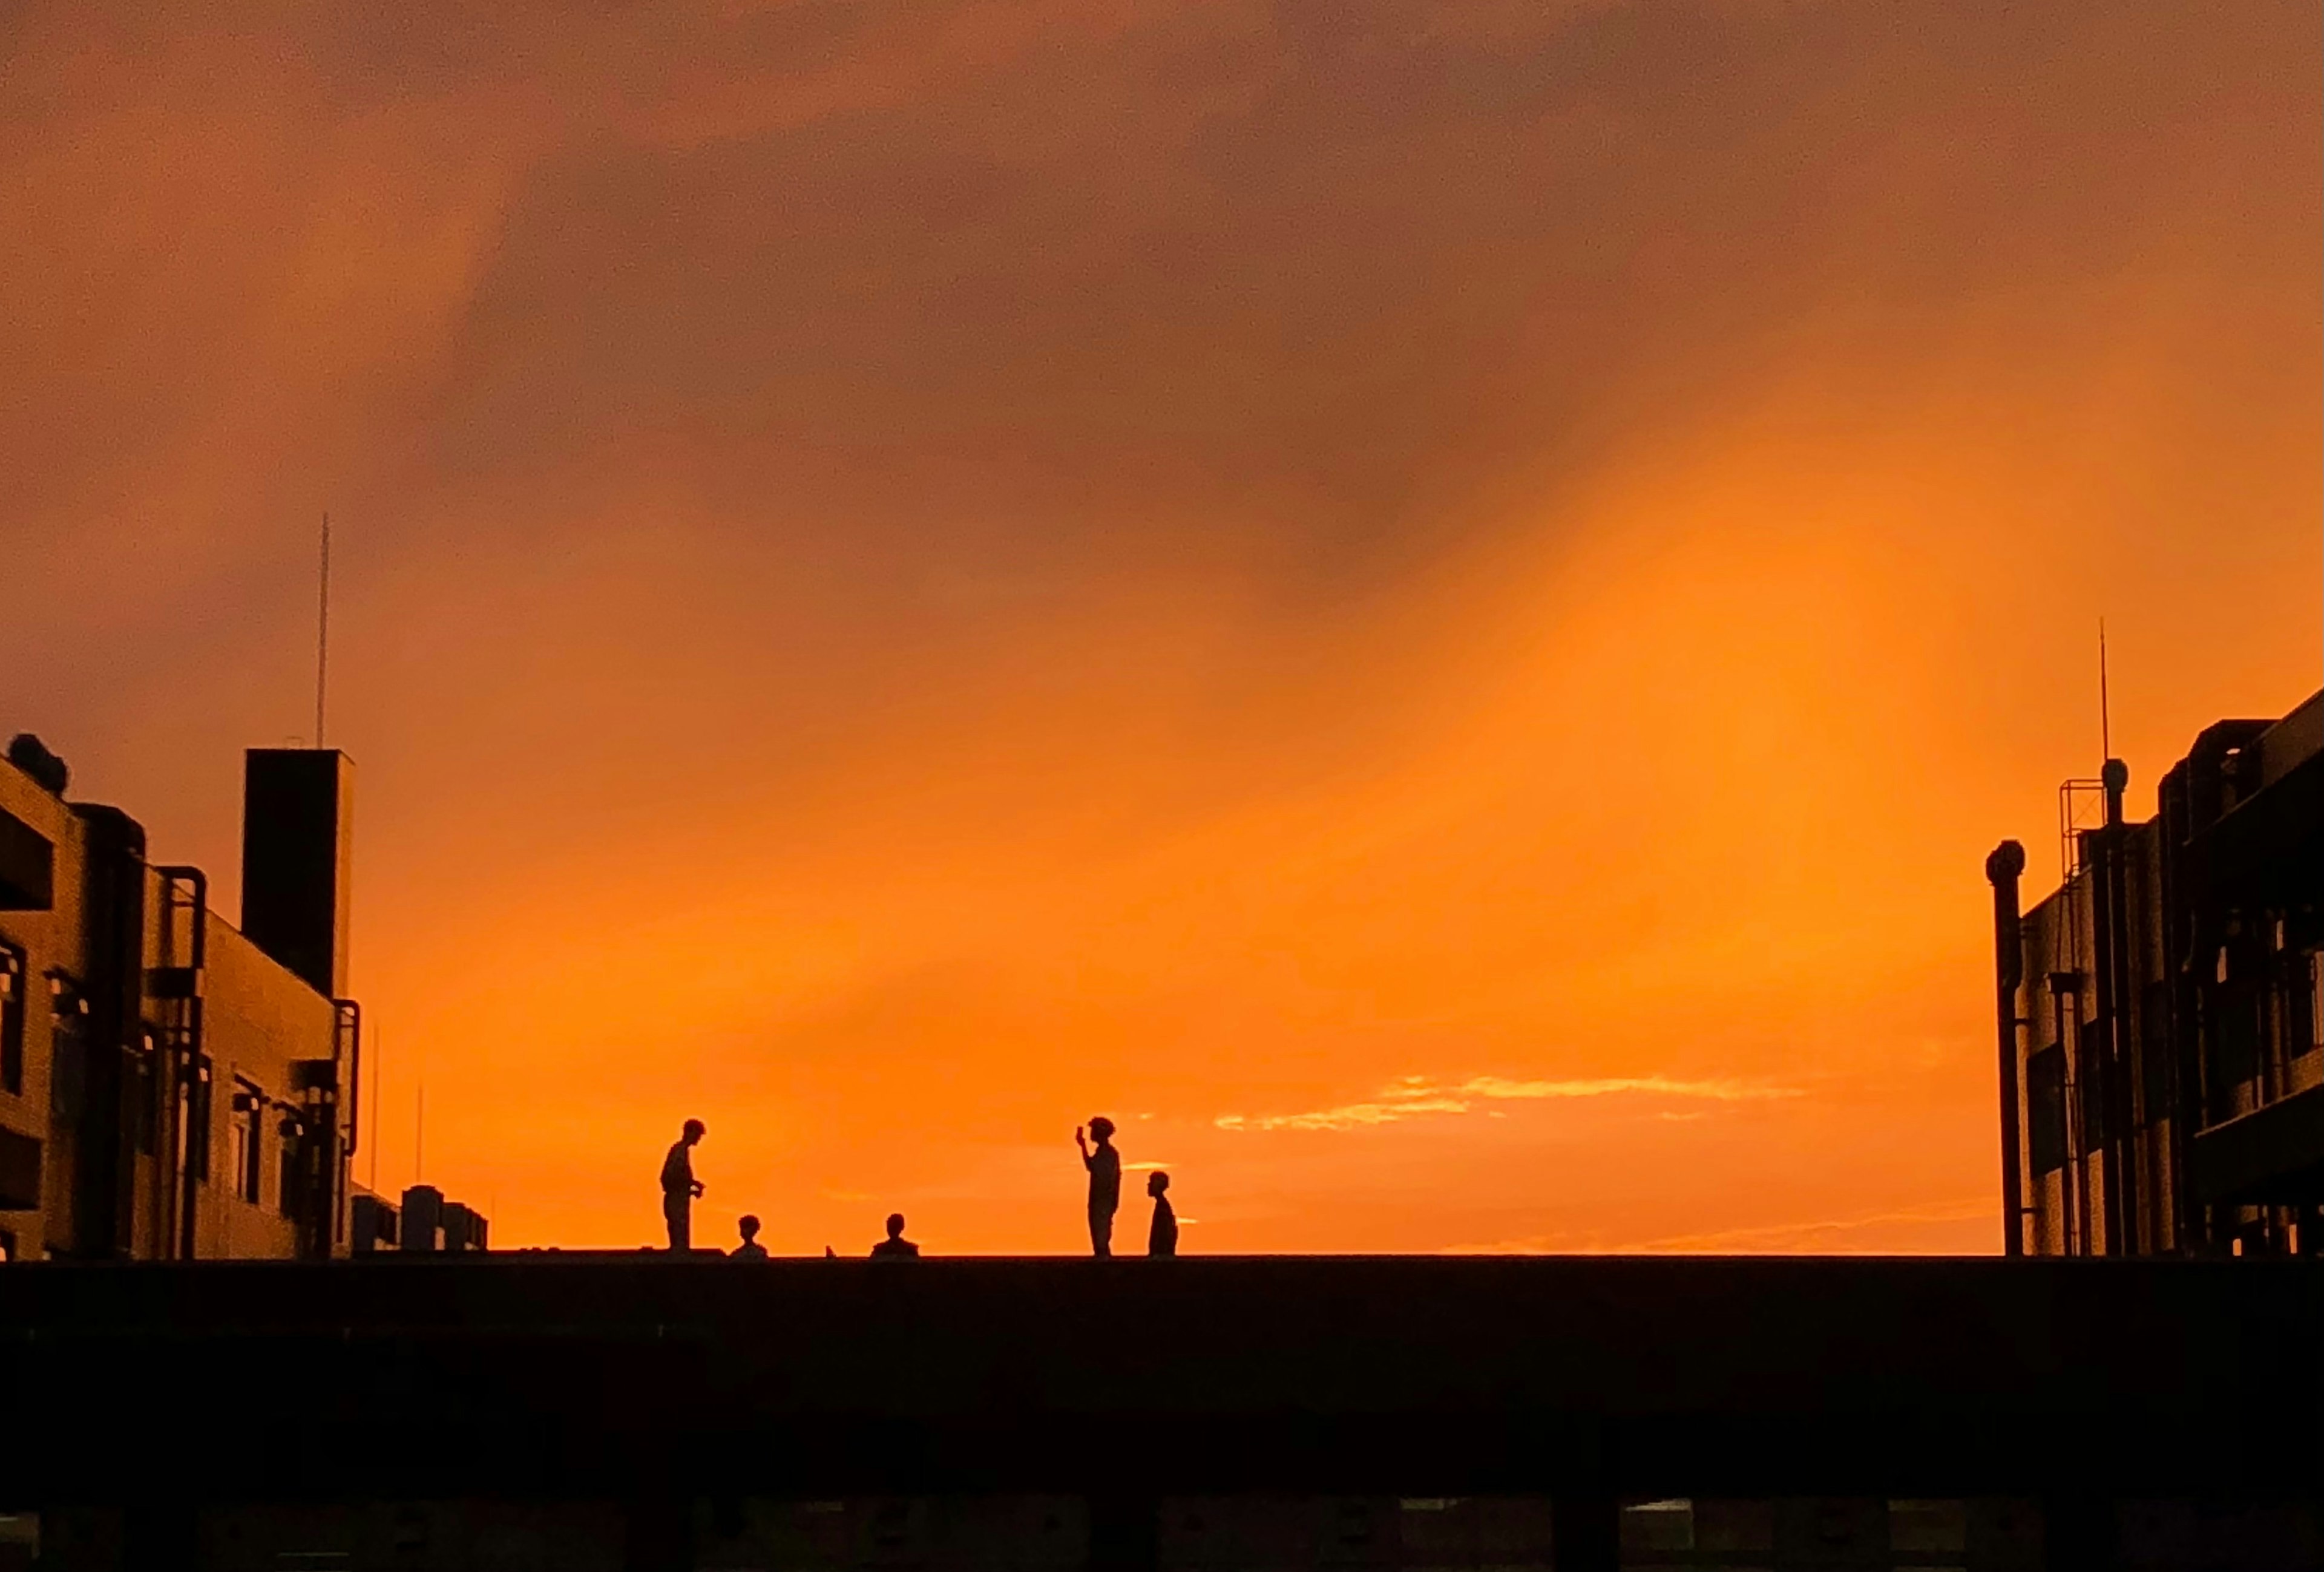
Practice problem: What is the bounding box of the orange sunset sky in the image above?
[2,1,2318,1256]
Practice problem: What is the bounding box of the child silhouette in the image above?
[1146,1171,1177,1257]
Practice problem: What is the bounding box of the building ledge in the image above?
[2190,1082,2324,1205]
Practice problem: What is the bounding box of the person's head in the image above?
[738,1214,760,1242]
[885,1213,907,1239]
[1147,1170,1170,1197]
[682,1118,705,1145]
[1088,1116,1115,1142]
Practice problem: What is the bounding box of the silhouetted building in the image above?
[1989,689,2323,1257]
[0,737,369,1260]
[362,1183,488,1254]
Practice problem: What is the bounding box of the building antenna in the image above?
[2098,617,2112,763]
[415,1079,425,1186]
[315,511,332,750]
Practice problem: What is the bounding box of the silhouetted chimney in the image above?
[240,750,353,998]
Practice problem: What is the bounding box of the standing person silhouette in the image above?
[870,1213,921,1258]
[1077,1117,1121,1257]
[1146,1170,1178,1257]
[660,1119,706,1251]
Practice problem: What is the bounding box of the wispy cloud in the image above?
[1442,1196,1994,1256]
[1214,1073,1798,1133]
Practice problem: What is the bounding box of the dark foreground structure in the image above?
[1987,688,2323,1258]
[0,742,365,1263]
[0,737,492,1266]
[0,1255,2316,1570]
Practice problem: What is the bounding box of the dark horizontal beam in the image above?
[0,1255,2314,1506]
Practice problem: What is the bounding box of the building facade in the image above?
[1988,689,2324,1257]
[0,738,363,1262]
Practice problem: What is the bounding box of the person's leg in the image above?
[1089,1206,1113,1257]
[666,1201,690,1252]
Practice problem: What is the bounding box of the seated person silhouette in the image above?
[870,1213,921,1258]
[731,1214,769,1260]
[1146,1170,1178,1257]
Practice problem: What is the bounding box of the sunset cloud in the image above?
[1443,1196,1997,1257]
[1215,1073,1801,1133]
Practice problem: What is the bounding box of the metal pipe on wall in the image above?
[333,999,360,1258]
[151,868,205,1260]
[70,807,147,1259]
[1987,841,2029,1257]
[2095,760,2138,1255]
[152,867,207,1262]
[2086,797,2126,1254]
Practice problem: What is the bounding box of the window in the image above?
[2075,1018,2106,1153]
[131,1031,158,1156]
[47,976,86,1121]
[279,1115,307,1220]
[2027,1044,2067,1175]
[2208,974,2262,1107]
[1692,1499,1773,1554]
[177,1057,210,1183]
[2305,949,2323,1056]
[2287,951,2323,1096]
[2140,980,2175,1119]
[1889,1498,1968,1554]
[1618,1499,1692,1554]
[228,1081,264,1204]
[0,946,22,1095]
